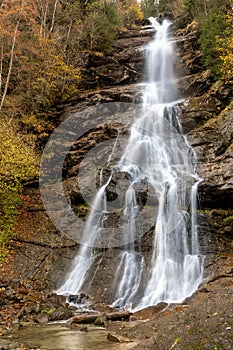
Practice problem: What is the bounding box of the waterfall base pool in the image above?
[5,323,138,350]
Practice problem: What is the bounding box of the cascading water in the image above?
[57,18,204,310]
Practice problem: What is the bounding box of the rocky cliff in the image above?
[0,22,232,349]
[176,22,233,210]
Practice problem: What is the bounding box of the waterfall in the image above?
[57,18,204,310]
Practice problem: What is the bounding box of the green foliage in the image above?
[198,9,226,78]
[174,0,230,29]
[81,1,122,54]
[157,0,176,13]
[182,0,195,24]
[172,0,232,86]
[140,0,156,18]
[41,307,57,315]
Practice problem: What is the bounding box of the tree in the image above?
[30,38,81,109]
[198,8,226,77]
[140,0,157,18]
[0,118,38,261]
[117,0,144,24]
[80,1,122,53]
[216,11,233,84]
[0,0,25,112]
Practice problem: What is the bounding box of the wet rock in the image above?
[190,108,233,208]
[33,314,49,324]
[176,20,202,74]
[133,303,168,320]
[48,307,73,321]
[80,27,153,90]
[177,70,214,97]
[105,171,150,209]
[199,286,211,293]
[107,332,132,343]
[174,21,233,210]
[0,339,28,350]
[179,95,219,134]
[204,209,233,239]
[105,171,132,204]
[94,314,107,326]
[132,179,149,207]
[67,293,89,305]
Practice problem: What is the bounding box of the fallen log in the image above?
[72,310,132,324]
[72,314,99,324]
[106,310,132,321]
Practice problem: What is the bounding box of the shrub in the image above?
[216,11,233,85]
[0,119,38,261]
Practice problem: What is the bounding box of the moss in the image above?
[77,203,90,218]
[41,307,57,315]
[223,216,233,226]
[199,209,233,238]
[198,208,212,217]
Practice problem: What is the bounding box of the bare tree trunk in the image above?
[0,45,3,94]
[50,0,59,33]
[203,0,207,15]
[43,2,49,38]
[0,20,19,112]
[65,20,73,65]
[39,0,49,38]
[39,2,44,37]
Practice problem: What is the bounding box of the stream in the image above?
[5,323,137,350]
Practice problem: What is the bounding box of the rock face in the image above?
[0,21,232,329]
[0,25,154,326]
[48,21,232,300]
[176,21,233,209]
[178,94,233,208]
[191,108,233,208]
[79,27,153,90]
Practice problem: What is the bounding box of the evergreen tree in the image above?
[199,8,226,77]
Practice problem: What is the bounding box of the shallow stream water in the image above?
[6,323,137,350]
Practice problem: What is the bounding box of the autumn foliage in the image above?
[216,11,233,84]
[0,119,38,260]
[0,0,232,258]
[0,0,145,259]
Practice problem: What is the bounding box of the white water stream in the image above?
[57,18,204,310]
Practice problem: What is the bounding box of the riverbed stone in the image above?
[48,307,73,321]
